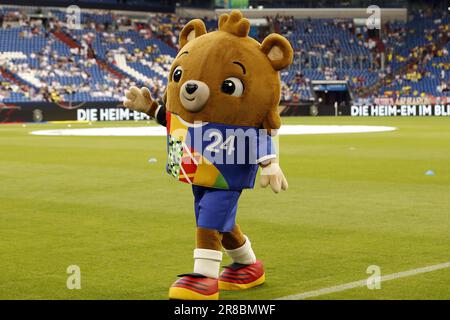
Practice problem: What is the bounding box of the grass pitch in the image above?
[0,117,449,300]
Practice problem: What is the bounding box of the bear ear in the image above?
[260,34,293,71]
[179,19,207,49]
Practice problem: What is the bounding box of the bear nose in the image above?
[180,80,210,112]
[185,83,198,95]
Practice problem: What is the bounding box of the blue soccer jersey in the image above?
[161,110,276,190]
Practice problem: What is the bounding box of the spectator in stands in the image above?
[1,6,449,104]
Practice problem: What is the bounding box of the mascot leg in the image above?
[169,186,245,299]
[219,224,265,290]
[168,227,222,300]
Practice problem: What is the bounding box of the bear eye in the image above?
[221,77,244,97]
[172,66,183,82]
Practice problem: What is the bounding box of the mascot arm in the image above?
[254,131,288,193]
[255,131,288,193]
[259,159,288,193]
[123,86,160,118]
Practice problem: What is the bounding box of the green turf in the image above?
[0,117,449,300]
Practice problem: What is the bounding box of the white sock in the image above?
[193,248,223,279]
[224,235,257,265]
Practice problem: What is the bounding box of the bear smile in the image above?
[183,94,195,102]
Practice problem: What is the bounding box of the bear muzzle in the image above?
[179,80,210,112]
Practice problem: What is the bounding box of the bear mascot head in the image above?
[166,10,293,133]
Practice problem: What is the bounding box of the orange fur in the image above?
[222,224,246,250]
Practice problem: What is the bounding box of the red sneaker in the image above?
[218,260,265,290]
[169,273,219,300]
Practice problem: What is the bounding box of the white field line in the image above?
[30,125,397,137]
[275,261,450,300]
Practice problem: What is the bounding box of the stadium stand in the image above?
[0,5,448,105]
[377,10,450,99]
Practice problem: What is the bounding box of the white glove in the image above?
[123,86,153,113]
[259,163,288,193]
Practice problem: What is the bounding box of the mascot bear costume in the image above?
[123,10,293,300]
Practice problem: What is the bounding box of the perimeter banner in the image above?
[0,102,149,123]
[351,104,450,117]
